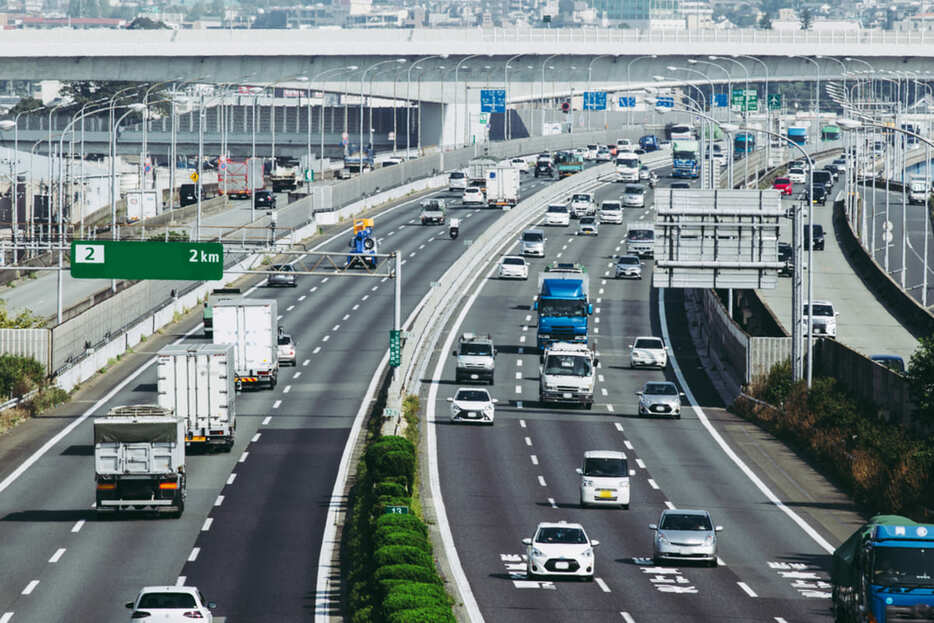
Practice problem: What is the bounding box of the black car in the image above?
[822,164,840,181]
[254,190,276,209]
[534,161,556,178]
[178,183,202,208]
[778,242,793,276]
[805,224,825,250]
[811,170,834,192]
[803,185,828,205]
[670,182,691,189]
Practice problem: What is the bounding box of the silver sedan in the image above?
[650,509,722,566]
[615,255,643,279]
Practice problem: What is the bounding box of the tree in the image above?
[758,11,773,29]
[6,97,43,117]
[126,16,170,28]
[907,335,934,425]
[800,7,813,29]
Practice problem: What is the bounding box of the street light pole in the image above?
[626,55,657,126]
[504,54,522,140]
[11,105,43,264]
[541,53,560,136]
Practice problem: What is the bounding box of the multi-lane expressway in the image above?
[0,168,569,622]
[429,168,864,622]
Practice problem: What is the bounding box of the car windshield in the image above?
[455,390,489,402]
[617,159,639,167]
[543,354,592,377]
[572,194,590,202]
[804,304,834,317]
[774,178,790,185]
[813,171,831,181]
[536,527,588,544]
[465,188,480,194]
[278,335,293,346]
[790,168,804,175]
[580,217,595,225]
[628,230,654,241]
[660,513,713,531]
[617,256,639,265]
[461,343,492,356]
[448,171,464,179]
[635,338,663,350]
[272,265,293,272]
[539,299,588,317]
[872,548,934,587]
[137,592,198,609]
[583,458,627,477]
[645,382,677,396]
[673,151,695,160]
[503,257,525,266]
[522,232,544,243]
[601,203,621,211]
[547,205,568,213]
[625,186,644,195]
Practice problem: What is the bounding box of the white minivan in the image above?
[544,204,570,226]
[520,229,546,257]
[598,201,623,224]
[578,450,630,508]
[448,170,467,192]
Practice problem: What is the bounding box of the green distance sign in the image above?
[70,240,224,281]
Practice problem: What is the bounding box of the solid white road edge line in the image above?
[658,289,835,554]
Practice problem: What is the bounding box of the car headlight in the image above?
[581,548,594,559]
[531,548,545,558]
[482,405,494,416]
[582,478,594,487]
[657,533,669,544]
[583,381,593,391]
[451,405,462,414]
[545,382,557,390]
[704,535,714,545]
[619,480,629,489]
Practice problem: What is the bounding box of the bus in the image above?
[820,125,840,142]
[734,132,756,156]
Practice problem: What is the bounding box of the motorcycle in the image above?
[648,173,658,189]
[449,219,460,239]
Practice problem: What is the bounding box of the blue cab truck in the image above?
[787,125,808,145]
[534,263,592,350]
[672,140,699,179]
[733,132,756,156]
[639,135,659,152]
[345,218,378,268]
[832,515,934,623]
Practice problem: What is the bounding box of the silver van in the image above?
[520,229,546,257]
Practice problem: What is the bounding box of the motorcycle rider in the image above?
[449,217,461,239]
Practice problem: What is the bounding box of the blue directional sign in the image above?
[656,96,674,108]
[714,93,728,108]
[583,91,607,111]
[619,96,636,108]
[480,89,506,113]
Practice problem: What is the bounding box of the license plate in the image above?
[188,436,206,442]
[466,412,479,419]
[562,393,572,399]
[555,561,569,570]
[598,490,614,499]
[470,374,478,379]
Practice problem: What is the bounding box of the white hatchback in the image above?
[578,450,630,508]
[544,204,570,226]
[622,184,646,208]
[463,187,485,205]
[524,521,599,580]
[511,158,530,173]
[447,387,497,424]
[787,168,806,184]
[629,336,668,369]
[126,586,215,623]
[498,255,529,280]
[598,201,623,224]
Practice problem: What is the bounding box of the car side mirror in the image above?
[587,304,593,315]
[627,344,633,349]
[576,467,583,475]
[649,524,658,531]
[680,393,687,398]
[208,602,217,609]
[635,391,643,396]
[715,526,723,532]
[452,350,457,357]
[533,302,538,311]
[446,397,453,402]
[492,399,499,403]
[126,602,135,609]
[522,537,532,546]
[591,540,600,547]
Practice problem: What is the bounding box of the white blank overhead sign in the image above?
[653,189,784,289]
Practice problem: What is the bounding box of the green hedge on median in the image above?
[342,433,455,623]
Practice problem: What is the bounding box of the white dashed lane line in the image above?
[595,577,611,593]
[302,358,310,366]
[286,305,295,311]
[322,335,330,342]
[293,371,301,379]
[201,518,213,532]
[321,277,329,283]
[524,436,533,447]
[71,520,84,533]
[227,473,237,485]
[332,325,340,331]
[251,433,261,443]
[188,548,200,562]
[371,285,379,291]
[238,452,249,464]
[624,440,634,450]
[343,314,350,321]
[262,416,271,425]
[530,455,538,465]
[648,479,660,490]
[1,613,14,623]
[352,304,360,310]
[665,501,676,510]
[621,613,636,623]
[21,580,39,596]
[48,548,66,563]
[283,386,291,394]
[272,400,282,409]
[548,497,558,509]
[636,459,646,469]
[537,475,547,487]
[515,384,522,394]
[309,287,318,293]
[614,422,623,432]
[175,576,186,587]
[214,495,224,507]
[298,295,306,301]
[313,347,321,354]
[519,419,527,428]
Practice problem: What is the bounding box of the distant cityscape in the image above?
[0,0,928,32]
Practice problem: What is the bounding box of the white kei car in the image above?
[577,216,599,236]
[629,336,668,369]
[544,204,571,226]
[498,255,529,280]
[598,201,623,224]
[524,521,599,580]
[577,450,630,508]
[447,387,497,424]
[511,157,530,174]
[126,586,215,623]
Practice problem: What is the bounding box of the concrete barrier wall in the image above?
[813,336,921,433]
[0,328,50,371]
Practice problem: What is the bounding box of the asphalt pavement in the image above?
[0,170,564,622]
[429,166,858,623]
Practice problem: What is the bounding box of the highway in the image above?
[429,168,854,622]
[0,167,567,622]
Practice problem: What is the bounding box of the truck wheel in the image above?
[584,402,593,411]
[223,438,234,453]
[171,498,185,519]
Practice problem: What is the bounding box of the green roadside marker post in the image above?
[70,240,224,281]
[389,329,402,367]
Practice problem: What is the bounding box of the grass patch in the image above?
[735,360,934,518]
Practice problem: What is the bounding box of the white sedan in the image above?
[511,157,530,174]
[126,586,215,622]
[787,167,806,184]
[447,387,497,424]
[498,255,529,280]
[523,521,599,580]
[463,187,485,205]
[629,336,668,369]
[577,216,599,236]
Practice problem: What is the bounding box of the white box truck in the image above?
[125,189,159,223]
[486,166,520,208]
[908,176,929,205]
[213,298,279,390]
[218,157,264,199]
[94,405,186,518]
[157,343,236,452]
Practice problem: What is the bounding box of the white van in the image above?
[599,201,623,224]
[520,229,546,257]
[448,170,467,192]
[577,450,630,508]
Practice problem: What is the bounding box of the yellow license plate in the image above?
[188,436,206,442]
[598,490,614,499]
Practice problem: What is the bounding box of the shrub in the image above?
[0,354,45,397]
[374,564,442,585]
[386,606,457,623]
[383,584,451,613]
[372,450,416,487]
[385,582,450,604]
[373,527,433,553]
[365,436,415,473]
[374,545,433,569]
[374,480,408,498]
[375,513,427,536]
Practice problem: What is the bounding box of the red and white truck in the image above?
[218,157,264,199]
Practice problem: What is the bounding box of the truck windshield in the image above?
[544,355,592,377]
[872,548,934,586]
[673,151,695,160]
[583,458,627,477]
[461,343,492,356]
[539,299,588,317]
